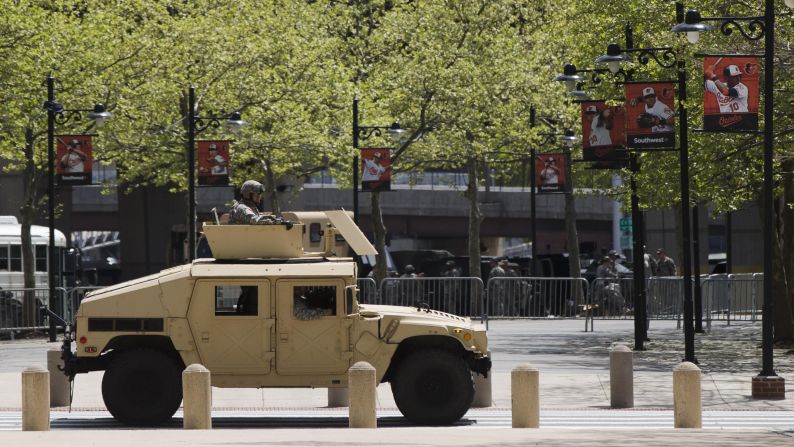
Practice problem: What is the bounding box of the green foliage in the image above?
[0,0,792,216]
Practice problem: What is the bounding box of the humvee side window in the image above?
[293,285,336,320]
[309,223,322,243]
[215,285,258,316]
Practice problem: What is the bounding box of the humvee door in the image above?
[276,279,352,375]
[188,279,274,375]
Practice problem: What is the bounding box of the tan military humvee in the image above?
[61,210,490,426]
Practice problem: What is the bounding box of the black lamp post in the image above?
[670,0,790,397]
[43,75,112,342]
[351,97,406,225]
[593,20,694,358]
[185,86,245,261]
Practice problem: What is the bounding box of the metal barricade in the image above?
[0,287,68,336]
[379,277,484,318]
[356,278,378,304]
[486,277,589,319]
[588,277,634,319]
[702,274,762,329]
[646,276,683,321]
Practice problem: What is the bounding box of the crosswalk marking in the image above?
[1,410,792,431]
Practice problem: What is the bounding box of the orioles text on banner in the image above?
[625,82,676,148]
[56,135,93,185]
[361,148,391,192]
[535,153,568,194]
[702,56,760,132]
[197,140,231,186]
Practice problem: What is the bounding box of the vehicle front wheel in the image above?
[101,349,183,426]
[391,348,474,425]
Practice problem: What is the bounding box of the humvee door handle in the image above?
[279,332,288,342]
[201,332,210,342]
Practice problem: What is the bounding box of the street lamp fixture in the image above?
[553,63,586,92]
[185,86,246,262]
[594,43,632,74]
[224,111,247,132]
[387,121,408,144]
[559,130,580,148]
[43,75,112,341]
[670,10,712,43]
[87,104,112,127]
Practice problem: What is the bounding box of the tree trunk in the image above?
[466,158,483,280]
[20,130,38,326]
[562,149,580,279]
[371,191,387,285]
[466,158,484,317]
[774,158,794,341]
[264,159,280,215]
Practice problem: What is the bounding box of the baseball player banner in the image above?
[56,135,93,185]
[580,100,625,150]
[361,148,391,192]
[625,82,676,148]
[197,140,231,186]
[535,153,568,194]
[702,56,760,132]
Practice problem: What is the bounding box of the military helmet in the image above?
[241,180,264,198]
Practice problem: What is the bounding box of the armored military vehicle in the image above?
[59,211,490,426]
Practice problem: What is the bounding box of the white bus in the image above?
[0,215,67,290]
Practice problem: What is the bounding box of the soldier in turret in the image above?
[229,180,292,227]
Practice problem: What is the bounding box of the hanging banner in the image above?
[582,145,629,162]
[703,56,760,131]
[197,140,231,186]
[581,100,626,149]
[361,148,391,192]
[625,82,676,148]
[535,152,568,193]
[56,135,92,185]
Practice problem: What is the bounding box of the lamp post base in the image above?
[751,375,785,400]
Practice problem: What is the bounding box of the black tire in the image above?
[101,349,183,426]
[391,348,474,425]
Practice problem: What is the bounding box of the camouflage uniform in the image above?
[228,199,282,225]
[293,296,327,320]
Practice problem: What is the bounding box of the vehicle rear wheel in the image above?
[391,348,474,425]
[101,349,183,426]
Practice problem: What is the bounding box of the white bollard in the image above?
[182,364,212,429]
[22,366,50,431]
[47,350,71,407]
[348,361,376,428]
[609,344,633,408]
[328,387,349,407]
[511,363,539,428]
[673,361,702,428]
[471,351,492,408]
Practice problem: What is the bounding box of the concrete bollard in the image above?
[471,350,493,408]
[182,364,212,429]
[328,387,349,407]
[348,361,376,428]
[673,361,702,428]
[511,363,539,428]
[47,350,71,407]
[609,344,633,408]
[22,366,50,431]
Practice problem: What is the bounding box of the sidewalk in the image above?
[0,319,791,444]
[0,319,791,410]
